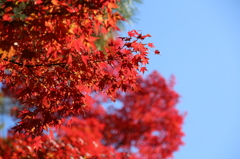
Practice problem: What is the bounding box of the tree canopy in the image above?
[0,0,184,158]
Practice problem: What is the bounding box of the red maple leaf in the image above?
[140,67,147,73]
[148,43,155,48]
[35,0,43,4]
[2,14,12,21]
[128,30,139,37]
[154,50,161,54]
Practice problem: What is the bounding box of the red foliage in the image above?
[89,71,185,158]
[0,72,184,159]
[1,118,128,159]
[0,0,160,135]
[0,0,184,158]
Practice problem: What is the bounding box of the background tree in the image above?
[0,72,184,159]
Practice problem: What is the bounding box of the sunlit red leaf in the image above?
[128,30,139,37]
[67,55,72,64]
[35,0,43,4]
[51,0,59,5]
[140,67,147,73]
[2,14,12,21]
[148,43,155,48]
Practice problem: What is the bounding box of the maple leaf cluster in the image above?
[0,0,159,135]
[0,0,183,158]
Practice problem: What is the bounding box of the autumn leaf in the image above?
[2,14,12,21]
[67,54,72,64]
[148,43,155,48]
[51,0,59,5]
[108,2,119,9]
[81,55,88,65]
[35,0,43,4]
[128,30,139,37]
[33,136,43,151]
[49,129,54,140]
[140,67,147,73]
[154,50,161,54]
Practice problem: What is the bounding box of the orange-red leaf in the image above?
[148,43,155,48]
[140,67,147,73]
[2,14,12,21]
[51,0,59,5]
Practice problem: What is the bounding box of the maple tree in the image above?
[0,0,184,158]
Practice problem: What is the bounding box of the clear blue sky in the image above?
[1,1,240,159]
[123,0,240,159]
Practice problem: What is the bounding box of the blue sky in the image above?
[1,1,240,159]
[123,0,240,159]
